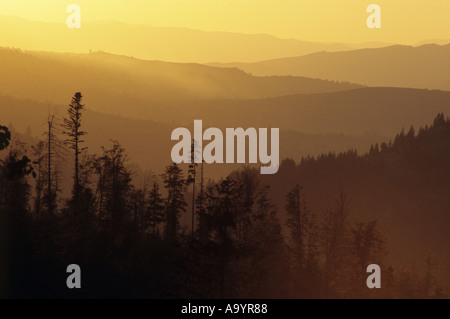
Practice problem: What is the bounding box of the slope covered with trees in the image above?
[1,93,449,298]
[0,47,361,119]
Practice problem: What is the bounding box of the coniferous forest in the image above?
[1,92,449,299]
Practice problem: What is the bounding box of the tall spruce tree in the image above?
[162,163,187,242]
[94,141,132,235]
[62,92,86,201]
[285,184,305,269]
[187,139,199,240]
[146,183,165,236]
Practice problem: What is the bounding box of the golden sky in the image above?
[1,0,449,44]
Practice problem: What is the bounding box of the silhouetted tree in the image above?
[146,183,165,236]
[0,145,34,213]
[204,177,239,298]
[0,125,11,150]
[130,188,146,233]
[243,184,291,298]
[94,141,132,236]
[44,114,56,214]
[232,167,259,242]
[210,177,239,244]
[433,113,445,127]
[31,141,45,215]
[187,139,200,240]
[62,92,86,201]
[196,161,209,243]
[321,192,349,297]
[285,184,306,269]
[161,163,186,242]
[254,184,272,220]
[38,113,65,215]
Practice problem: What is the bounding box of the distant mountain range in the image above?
[172,87,450,137]
[209,44,450,91]
[0,47,361,118]
[0,15,391,63]
[3,87,450,178]
[0,94,385,181]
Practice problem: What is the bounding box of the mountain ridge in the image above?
[0,15,353,63]
[208,44,450,91]
[0,46,362,118]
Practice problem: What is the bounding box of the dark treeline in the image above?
[0,93,449,298]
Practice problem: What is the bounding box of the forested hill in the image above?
[0,47,360,119]
[265,113,450,280]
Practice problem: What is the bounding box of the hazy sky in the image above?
[1,0,449,43]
